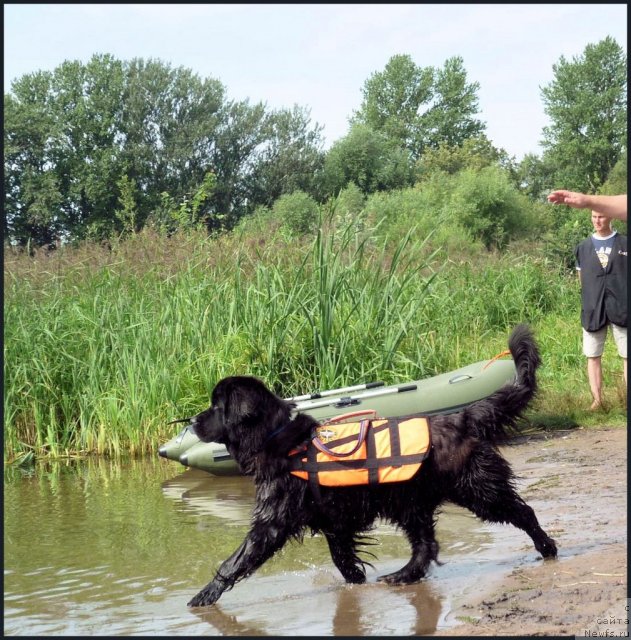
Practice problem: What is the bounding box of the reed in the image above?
[4,221,626,461]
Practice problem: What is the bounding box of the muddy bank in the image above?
[437,425,627,637]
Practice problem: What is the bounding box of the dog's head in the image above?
[189,375,311,473]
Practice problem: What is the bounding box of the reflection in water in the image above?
[5,457,509,636]
[189,580,443,636]
[161,468,255,524]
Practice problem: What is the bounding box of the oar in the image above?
[168,381,394,425]
[287,381,385,403]
[296,384,418,411]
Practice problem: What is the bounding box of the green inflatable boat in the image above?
[159,352,516,475]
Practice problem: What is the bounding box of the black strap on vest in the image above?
[307,442,322,503]
[388,419,401,464]
[366,424,379,484]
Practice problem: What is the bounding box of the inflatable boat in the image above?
[159,351,516,475]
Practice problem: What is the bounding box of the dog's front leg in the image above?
[188,525,290,607]
[188,483,302,609]
[324,531,368,584]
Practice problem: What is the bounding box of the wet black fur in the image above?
[186,324,557,607]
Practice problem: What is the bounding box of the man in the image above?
[575,211,627,410]
[548,191,627,221]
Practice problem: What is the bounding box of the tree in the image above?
[513,153,557,202]
[4,82,65,246]
[118,57,226,231]
[206,98,268,229]
[599,150,627,196]
[4,55,326,245]
[420,56,485,149]
[4,57,127,245]
[245,105,325,207]
[353,54,433,157]
[540,36,627,193]
[5,55,225,244]
[448,166,534,249]
[353,54,485,159]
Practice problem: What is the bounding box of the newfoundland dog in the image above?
[186,324,557,607]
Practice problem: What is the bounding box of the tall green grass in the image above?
[4,220,626,461]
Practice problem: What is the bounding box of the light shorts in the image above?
[582,323,627,358]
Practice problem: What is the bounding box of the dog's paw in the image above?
[376,569,422,585]
[342,567,367,584]
[187,584,223,608]
[538,537,558,559]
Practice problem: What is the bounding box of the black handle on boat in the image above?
[333,397,361,408]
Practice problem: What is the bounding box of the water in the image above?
[4,456,534,636]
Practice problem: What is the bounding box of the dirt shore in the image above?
[436,425,628,637]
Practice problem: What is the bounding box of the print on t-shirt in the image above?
[591,232,617,269]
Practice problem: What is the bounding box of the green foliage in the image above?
[147,172,219,235]
[364,166,536,251]
[272,190,320,236]
[514,153,557,201]
[540,36,627,193]
[354,54,485,159]
[354,54,433,154]
[320,123,415,197]
[420,56,485,149]
[6,43,625,251]
[247,105,325,207]
[328,182,367,233]
[416,135,510,179]
[114,175,139,235]
[541,210,593,271]
[599,150,627,196]
[447,166,536,249]
[363,178,462,253]
[333,182,366,217]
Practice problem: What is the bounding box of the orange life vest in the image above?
[289,410,430,487]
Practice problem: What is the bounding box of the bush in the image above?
[446,166,536,249]
[272,190,320,236]
[362,177,478,257]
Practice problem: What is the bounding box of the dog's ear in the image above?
[222,385,255,422]
[213,376,276,426]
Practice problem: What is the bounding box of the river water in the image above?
[4,456,544,636]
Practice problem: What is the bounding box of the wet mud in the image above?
[436,425,627,636]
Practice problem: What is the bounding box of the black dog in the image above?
[187,324,557,607]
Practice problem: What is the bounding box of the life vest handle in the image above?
[312,419,371,457]
[324,409,378,423]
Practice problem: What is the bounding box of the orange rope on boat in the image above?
[482,349,511,370]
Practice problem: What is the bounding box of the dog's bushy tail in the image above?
[460,323,540,443]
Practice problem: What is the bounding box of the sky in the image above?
[3,3,627,161]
